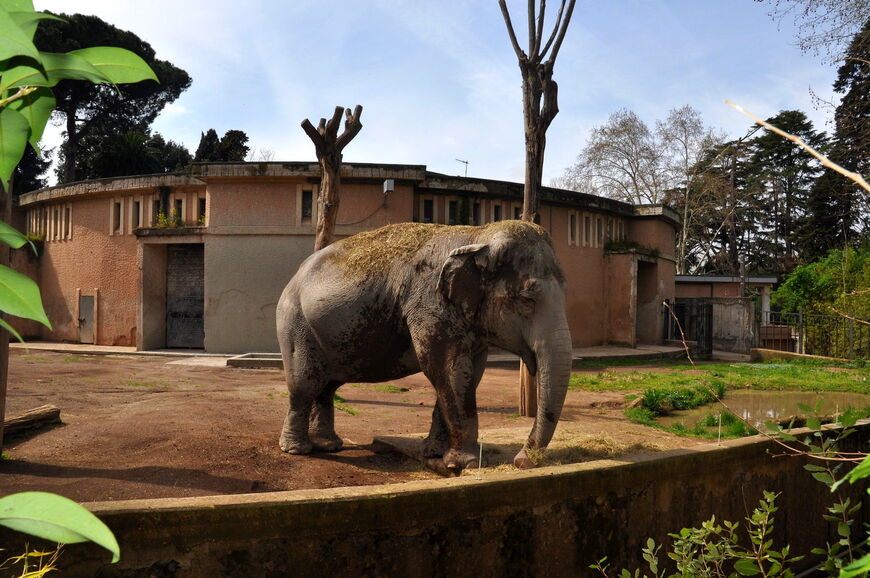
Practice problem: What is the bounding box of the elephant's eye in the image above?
[519,278,541,300]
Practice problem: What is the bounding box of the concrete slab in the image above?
[166,356,234,367]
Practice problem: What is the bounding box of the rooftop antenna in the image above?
[455,158,468,178]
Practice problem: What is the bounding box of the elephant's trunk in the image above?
[514,299,573,469]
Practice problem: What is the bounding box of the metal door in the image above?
[78,295,94,344]
[165,244,204,348]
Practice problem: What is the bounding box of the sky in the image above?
[33,0,842,185]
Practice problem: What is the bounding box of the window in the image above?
[152,199,161,225]
[174,198,183,223]
[198,198,207,225]
[422,199,434,223]
[513,206,522,220]
[569,213,577,245]
[448,200,458,225]
[112,201,122,234]
[596,216,604,246]
[493,204,503,222]
[584,214,591,246]
[301,190,313,224]
[132,201,141,229]
[472,202,481,226]
[64,206,71,239]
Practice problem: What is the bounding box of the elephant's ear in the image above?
[436,244,488,317]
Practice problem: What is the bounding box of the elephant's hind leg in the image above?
[279,386,316,454]
[278,339,320,455]
[309,381,344,452]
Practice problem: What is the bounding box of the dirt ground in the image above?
[0,350,707,502]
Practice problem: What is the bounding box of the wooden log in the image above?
[3,404,61,436]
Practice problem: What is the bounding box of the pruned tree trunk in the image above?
[301,105,363,252]
[500,0,576,416]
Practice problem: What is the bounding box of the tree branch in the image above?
[527,0,536,58]
[533,0,547,58]
[538,0,567,60]
[498,0,527,61]
[726,100,870,194]
[546,0,575,64]
[335,104,363,152]
[324,105,344,140]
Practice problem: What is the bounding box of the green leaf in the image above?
[796,403,815,413]
[0,106,29,191]
[1,51,110,92]
[0,263,51,328]
[806,417,822,431]
[7,85,53,146]
[841,553,870,578]
[812,471,835,486]
[8,10,62,40]
[0,316,25,343]
[838,521,851,538]
[70,47,157,84]
[0,221,29,249]
[3,1,36,12]
[0,5,40,63]
[0,491,119,563]
[734,559,762,575]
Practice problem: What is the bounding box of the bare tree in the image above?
[758,0,869,61]
[657,106,726,273]
[558,109,668,204]
[499,0,576,223]
[246,147,277,162]
[301,105,363,251]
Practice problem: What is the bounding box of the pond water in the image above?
[657,390,870,429]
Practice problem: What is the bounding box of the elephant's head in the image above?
[437,220,572,467]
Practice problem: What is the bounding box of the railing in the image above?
[761,311,870,360]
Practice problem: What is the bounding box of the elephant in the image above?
[275,219,573,472]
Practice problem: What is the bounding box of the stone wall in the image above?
[6,424,866,577]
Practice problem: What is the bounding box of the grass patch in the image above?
[569,361,869,394]
[641,382,726,415]
[572,359,870,439]
[334,393,358,416]
[122,380,164,388]
[375,385,409,393]
[62,355,83,363]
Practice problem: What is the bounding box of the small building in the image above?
[16,162,680,353]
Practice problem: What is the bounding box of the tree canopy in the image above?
[34,13,191,183]
[194,129,250,162]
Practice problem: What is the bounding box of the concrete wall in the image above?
[12,425,867,577]
[29,196,142,346]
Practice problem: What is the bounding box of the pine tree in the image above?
[194,129,220,162]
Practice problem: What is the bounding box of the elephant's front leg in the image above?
[423,347,487,460]
[419,349,483,473]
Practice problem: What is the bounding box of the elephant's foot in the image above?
[311,434,343,452]
[443,448,479,474]
[279,434,313,455]
[513,448,537,469]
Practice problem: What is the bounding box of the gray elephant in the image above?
[275,220,572,472]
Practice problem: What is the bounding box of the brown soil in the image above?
[0,350,707,502]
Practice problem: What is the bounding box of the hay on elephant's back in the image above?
[333,220,553,277]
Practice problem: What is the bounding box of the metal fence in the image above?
[760,311,870,360]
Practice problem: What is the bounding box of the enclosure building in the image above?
[15,162,679,353]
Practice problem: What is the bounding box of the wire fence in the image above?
[760,311,870,360]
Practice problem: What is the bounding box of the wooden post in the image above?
[301,105,363,251]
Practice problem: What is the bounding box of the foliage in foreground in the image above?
[593,409,870,577]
